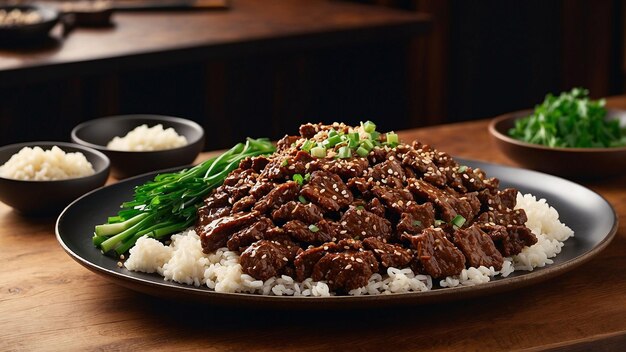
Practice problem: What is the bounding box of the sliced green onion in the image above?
[299,195,308,204]
[328,129,339,138]
[451,215,466,229]
[369,131,380,142]
[356,147,369,157]
[301,139,315,152]
[386,132,399,145]
[348,132,360,142]
[363,121,376,133]
[458,165,467,173]
[304,173,311,182]
[324,135,342,148]
[309,224,319,233]
[281,159,289,167]
[360,139,374,151]
[356,205,365,210]
[311,146,327,158]
[293,174,304,185]
[412,220,422,227]
[337,146,352,159]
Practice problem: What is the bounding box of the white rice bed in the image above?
[124,193,574,296]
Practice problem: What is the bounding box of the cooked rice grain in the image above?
[0,146,95,181]
[107,124,187,151]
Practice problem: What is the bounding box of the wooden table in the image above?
[1,103,625,351]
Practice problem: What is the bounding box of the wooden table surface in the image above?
[0,0,429,85]
[2,100,625,351]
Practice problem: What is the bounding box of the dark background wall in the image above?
[1,0,623,150]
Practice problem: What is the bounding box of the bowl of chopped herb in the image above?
[489,88,626,179]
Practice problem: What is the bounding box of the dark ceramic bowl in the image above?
[489,109,626,179]
[0,5,59,42]
[71,115,205,179]
[0,142,110,216]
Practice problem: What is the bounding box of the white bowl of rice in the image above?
[0,142,110,215]
[71,115,205,179]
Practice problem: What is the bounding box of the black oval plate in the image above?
[55,159,618,309]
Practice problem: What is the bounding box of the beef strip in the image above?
[232,195,256,213]
[198,212,259,253]
[457,167,487,192]
[224,169,258,202]
[397,202,435,235]
[250,179,274,199]
[226,217,274,251]
[283,219,335,244]
[271,201,324,224]
[310,157,369,180]
[366,197,386,218]
[362,237,413,269]
[371,185,414,215]
[253,181,299,214]
[370,159,405,188]
[408,179,477,222]
[276,135,300,152]
[300,171,353,212]
[299,123,319,138]
[340,206,392,241]
[197,206,231,227]
[453,224,503,270]
[293,242,339,281]
[240,239,296,281]
[312,250,379,291]
[475,207,528,227]
[404,228,466,278]
[482,224,538,257]
[477,188,518,213]
[202,190,230,209]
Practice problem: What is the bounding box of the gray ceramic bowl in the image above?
[71,115,205,179]
[0,142,110,216]
[489,109,626,179]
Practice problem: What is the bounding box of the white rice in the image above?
[0,146,95,181]
[107,124,187,151]
[124,192,574,296]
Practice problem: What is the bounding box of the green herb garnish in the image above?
[451,215,466,229]
[93,138,276,255]
[508,88,626,148]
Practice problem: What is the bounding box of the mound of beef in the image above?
[196,122,538,293]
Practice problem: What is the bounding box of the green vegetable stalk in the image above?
[508,88,626,148]
[93,137,276,256]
